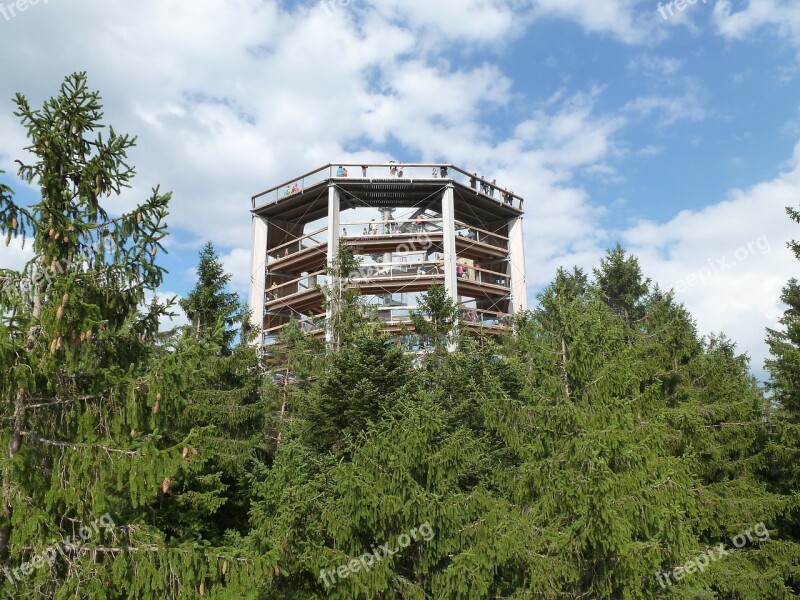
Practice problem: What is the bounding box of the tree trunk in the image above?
[561,335,571,399]
[0,388,25,555]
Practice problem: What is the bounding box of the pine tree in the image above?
[764,204,800,595]
[246,244,799,598]
[594,243,650,324]
[410,282,461,356]
[0,73,271,599]
[180,242,242,352]
[321,241,378,350]
[248,330,532,599]
[150,244,276,547]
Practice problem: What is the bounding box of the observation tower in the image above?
[248,163,527,346]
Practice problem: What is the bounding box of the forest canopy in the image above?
[1,73,799,599]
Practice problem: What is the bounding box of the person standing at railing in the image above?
[432,168,438,178]
[490,179,497,197]
[415,214,423,232]
[361,165,368,177]
[336,165,345,177]
[470,173,477,189]
[440,164,448,178]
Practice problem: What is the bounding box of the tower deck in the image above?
[249,163,526,346]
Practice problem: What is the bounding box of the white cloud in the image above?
[531,0,654,44]
[0,0,638,338]
[713,0,800,45]
[1,0,794,381]
[623,78,708,126]
[621,142,800,375]
[628,54,683,77]
[0,236,34,272]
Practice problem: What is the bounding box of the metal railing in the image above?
[265,270,328,302]
[268,227,328,261]
[459,306,511,327]
[341,218,444,237]
[252,163,524,211]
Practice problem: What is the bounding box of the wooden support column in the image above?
[248,215,269,344]
[325,183,341,345]
[509,216,528,313]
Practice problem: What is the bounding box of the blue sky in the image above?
[1,0,800,379]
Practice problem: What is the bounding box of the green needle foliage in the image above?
[765,203,800,596]
[2,73,800,599]
[180,242,242,352]
[0,73,271,599]
[248,255,799,599]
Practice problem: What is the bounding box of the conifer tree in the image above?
[765,204,800,423]
[247,243,798,598]
[180,242,242,352]
[765,204,800,595]
[156,244,275,546]
[594,243,650,324]
[410,283,461,355]
[321,241,378,350]
[0,73,270,599]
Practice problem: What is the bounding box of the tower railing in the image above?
[252,163,524,211]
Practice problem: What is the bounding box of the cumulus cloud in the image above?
[0,0,796,381]
[713,0,800,45]
[0,0,627,293]
[623,78,709,126]
[621,143,800,374]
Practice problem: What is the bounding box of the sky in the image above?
[1,0,799,380]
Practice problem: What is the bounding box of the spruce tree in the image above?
[245,244,798,598]
[765,204,800,595]
[0,73,270,599]
[321,241,378,350]
[410,283,461,356]
[155,243,275,547]
[180,242,242,352]
[594,243,650,324]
